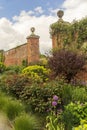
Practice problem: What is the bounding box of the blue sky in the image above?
[0,0,87,53]
[0,0,64,19]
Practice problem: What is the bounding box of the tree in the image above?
[48,49,85,82]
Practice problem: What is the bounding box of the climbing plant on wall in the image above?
[50,17,87,50]
[0,50,4,62]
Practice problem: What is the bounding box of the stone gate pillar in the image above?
[52,10,64,49]
[26,27,40,64]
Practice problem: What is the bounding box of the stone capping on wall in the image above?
[26,34,40,39]
[5,43,27,54]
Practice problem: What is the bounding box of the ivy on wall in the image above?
[0,50,4,62]
[50,17,87,49]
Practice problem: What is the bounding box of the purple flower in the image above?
[52,101,57,106]
[53,95,58,101]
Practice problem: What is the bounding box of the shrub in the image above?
[22,65,50,83]
[14,113,40,130]
[61,83,73,105]
[0,62,6,73]
[20,80,63,113]
[1,74,32,98]
[72,87,87,103]
[48,49,85,82]
[74,120,87,130]
[46,95,64,130]
[62,102,87,130]
[6,65,23,74]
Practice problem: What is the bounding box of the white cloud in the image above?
[34,6,44,14]
[0,17,25,50]
[62,0,87,22]
[0,10,56,54]
[12,14,56,54]
[0,1,87,54]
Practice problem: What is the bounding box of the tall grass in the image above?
[4,100,25,120]
[14,113,40,130]
[0,92,24,120]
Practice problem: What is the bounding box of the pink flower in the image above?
[52,101,57,106]
[53,95,58,101]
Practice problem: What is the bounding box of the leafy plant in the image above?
[22,65,50,83]
[50,17,87,49]
[62,102,87,130]
[19,80,63,113]
[73,120,87,130]
[46,95,64,130]
[6,65,23,74]
[0,62,6,73]
[1,74,32,98]
[72,87,87,103]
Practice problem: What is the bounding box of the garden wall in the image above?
[4,43,28,66]
[3,27,40,66]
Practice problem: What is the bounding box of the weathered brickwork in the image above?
[4,43,28,66]
[4,27,40,66]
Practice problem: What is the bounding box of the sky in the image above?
[0,0,87,54]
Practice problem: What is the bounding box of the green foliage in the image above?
[0,93,9,111]
[61,84,73,105]
[14,113,40,130]
[0,92,24,121]
[74,120,87,130]
[19,80,63,113]
[6,65,23,74]
[50,21,71,47]
[4,100,24,120]
[77,18,87,45]
[1,74,32,98]
[0,50,4,62]
[62,102,87,130]
[50,17,87,49]
[46,95,64,130]
[48,49,85,82]
[72,87,87,103]
[50,21,70,36]
[0,62,6,73]
[46,113,64,130]
[22,59,28,67]
[59,84,87,106]
[22,65,50,83]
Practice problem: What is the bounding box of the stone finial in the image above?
[26,27,40,39]
[57,10,64,19]
[30,27,35,35]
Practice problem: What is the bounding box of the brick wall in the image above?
[4,28,40,66]
[4,44,28,66]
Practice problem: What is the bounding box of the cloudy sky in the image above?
[0,0,87,54]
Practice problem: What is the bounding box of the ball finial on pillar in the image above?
[57,10,64,19]
[30,27,35,35]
